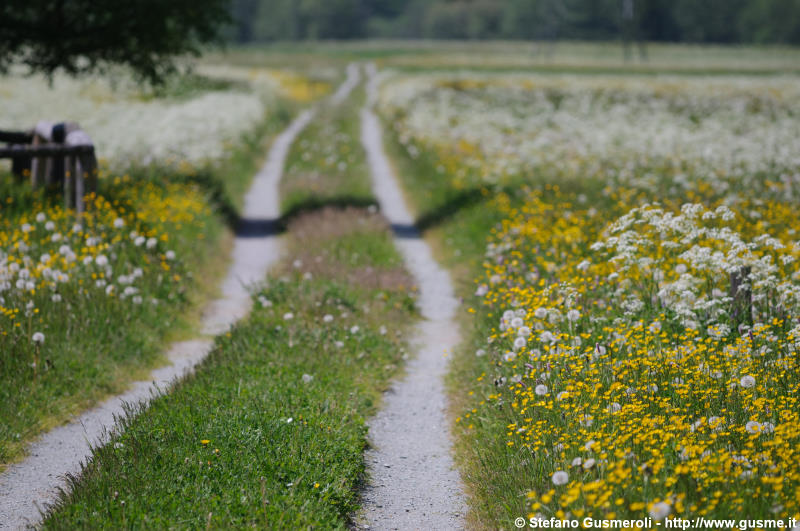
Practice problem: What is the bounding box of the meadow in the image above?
[0,62,325,466]
[3,41,800,529]
[374,52,800,527]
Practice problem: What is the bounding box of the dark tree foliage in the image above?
[0,0,231,84]
[228,0,800,44]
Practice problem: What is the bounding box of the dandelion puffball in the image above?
[740,375,756,388]
[32,332,45,344]
[649,501,671,521]
[551,470,568,486]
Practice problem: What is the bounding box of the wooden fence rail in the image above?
[1,127,97,213]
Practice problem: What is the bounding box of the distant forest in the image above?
[228,0,800,44]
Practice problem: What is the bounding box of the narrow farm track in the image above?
[0,66,362,530]
[359,64,468,530]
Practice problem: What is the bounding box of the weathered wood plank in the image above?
[0,145,94,157]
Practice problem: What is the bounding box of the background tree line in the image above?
[228,0,800,44]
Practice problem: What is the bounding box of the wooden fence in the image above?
[0,128,97,213]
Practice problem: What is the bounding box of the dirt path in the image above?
[0,62,365,528]
[359,64,467,530]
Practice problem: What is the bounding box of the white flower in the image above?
[95,255,109,267]
[571,457,582,467]
[350,325,360,334]
[535,384,548,396]
[283,312,294,320]
[302,374,314,384]
[36,212,46,223]
[45,221,55,231]
[740,375,756,388]
[113,218,125,228]
[540,331,555,344]
[510,317,524,328]
[594,344,606,358]
[132,296,143,305]
[745,420,762,434]
[551,470,568,486]
[165,250,176,260]
[257,296,272,308]
[503,351,517,362]
[21,223,32,233]
[146,237,158,249]
[334,341,344,348]
[134,236,145,246]
[513,337,526,350]
[105,285,115,296]
[475,349,486,357]
[323,314,334,323]
[51,294,62,303]
[567,309,580,322]
[534,307,547,319]
[583,458,596,470]
[475,284,488,297]
[32,332,45,344]
[649,501,671,521]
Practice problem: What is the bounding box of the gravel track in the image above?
[359,64,467,530]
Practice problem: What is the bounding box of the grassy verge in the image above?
[280,84,374,218]
[0,99,295,468]
[42,206,416,528]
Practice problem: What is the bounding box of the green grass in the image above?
[280,84,374,218]
[0,99,296,469]
[42,207,416,529]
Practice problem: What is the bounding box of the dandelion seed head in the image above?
[551,470,568,486]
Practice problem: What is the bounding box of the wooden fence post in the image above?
[730,265,753,327]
